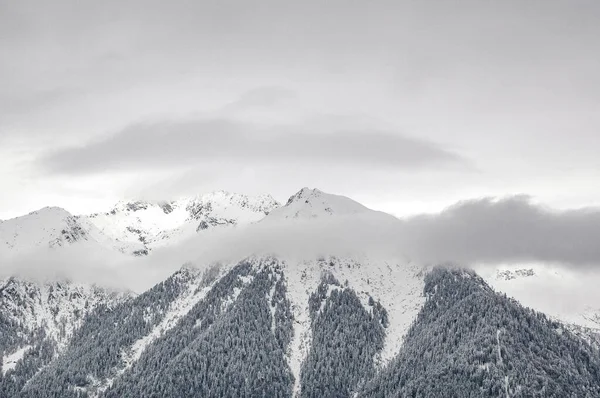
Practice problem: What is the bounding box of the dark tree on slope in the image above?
[0,335,56,397]
[0,279,61,396]
[301,273,387,398]
[360,267,600,398]
[18,267,204,398]
[104,259,294,398]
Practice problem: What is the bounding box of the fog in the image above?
[2,195,600,292]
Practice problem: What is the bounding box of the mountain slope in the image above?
[480,265,600,349]
[18,260,600,397]
[10,252,424,398]
[265,188,390,221]
[84,191,280,252]
[5,188,600,397]
[360,267,600,397]
[0,277,129,396]
[0,191,279,258]
[0,207,145,256]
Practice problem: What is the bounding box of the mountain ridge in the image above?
[2,188,600,397]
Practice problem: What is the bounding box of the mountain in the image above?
[360,267,600,397]
[0,188,425,397]
[0,277,129,396]
[0,207,144,256]
[0,191,280,258]
[6,255,423,398]
[265,187,390,221]
[8,260,600,397]
[481,264,600,350]
[84,191,279,252]
[2,188,600,397]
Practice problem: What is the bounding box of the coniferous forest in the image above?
[3,261,600,397]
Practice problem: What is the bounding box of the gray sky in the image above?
[1,0,600,218]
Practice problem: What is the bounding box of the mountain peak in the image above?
[267,188,372,221]
[285,187,324,205]
[27,206,74,219]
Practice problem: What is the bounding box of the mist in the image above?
[3,195,600,293]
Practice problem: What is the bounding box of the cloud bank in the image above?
[402,196,600,267]
[40,118,466,175]
[3,195,600,292]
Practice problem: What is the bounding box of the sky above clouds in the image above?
[1,0,600,219]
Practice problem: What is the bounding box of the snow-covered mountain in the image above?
[3,187,600,397]
[0,188,427,396]
[8,260,600,397]
[265,187,391,221]
[480,264,600,349]
[0,207,144,256]
[0,191,280,257]
[83,191,280,252]
[0,276,129,381]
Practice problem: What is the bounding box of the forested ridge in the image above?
[360,267,600,398]
[3,263,600,397]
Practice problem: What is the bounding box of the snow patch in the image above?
[274,255,425,396]
[2,345,32,375]
[0,277,128,352]
[89,268,226,396]
[266,273,282,335]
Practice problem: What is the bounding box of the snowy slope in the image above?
[265,187,392,221]
[57,252,424,398]
[0,207,145,256]
[84,191,280,251]
[0,276,130,375]
[38,188,425,396]
[10,187,600,397]
[276,255,424,394]
[479,263,600,346]
[0,277,130,348]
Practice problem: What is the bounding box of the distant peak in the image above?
[108,200,151,214]
[26,206,74,219]
[286,187,324,205]
[495,268,536,281]
[266,188,377,221]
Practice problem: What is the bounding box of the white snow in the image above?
[0,277,129,351]
[1,187,429,395]
[92,263,258,396]
[0,191,279,258]
[267,275,279,335]
[125,278,209,365]
[2,345,31,375]
[274,255,425,396]
[496,329,504,366]
[282,259,320,397]
[84,191,279,251]
[479,263,600,332]
[0,206,144,257]
[318,256,425,365]
[265,188,392,222]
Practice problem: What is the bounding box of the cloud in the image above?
[401,196,600,267]
[3,194,600,292]
[40,118,467,175]
[225,86,297,110]
[167,197,600,270]
[0,87,85,117]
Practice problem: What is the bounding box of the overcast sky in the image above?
[1,0,599,219]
